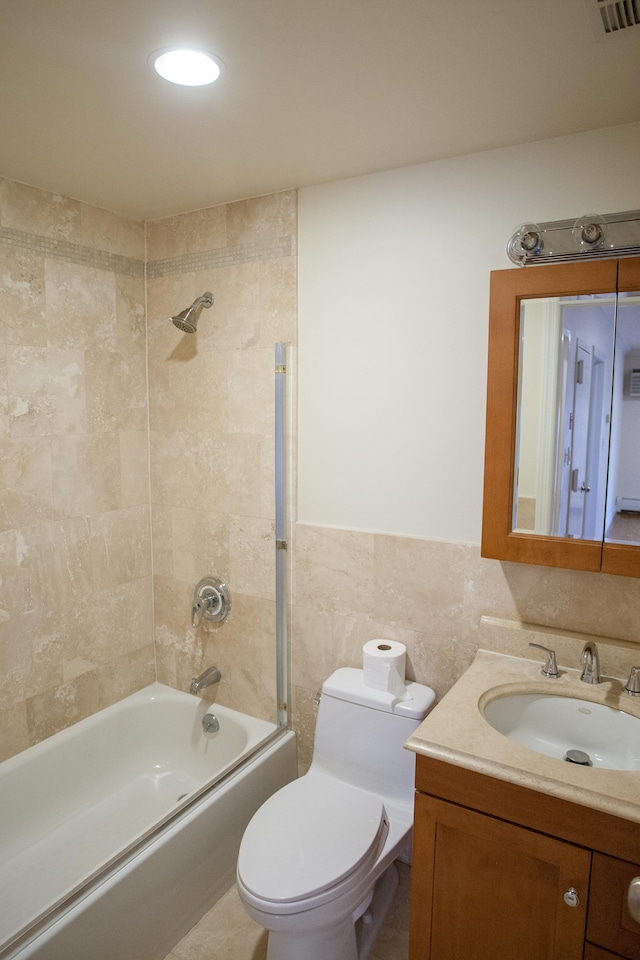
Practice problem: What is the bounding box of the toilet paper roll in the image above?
[362,639,410,700]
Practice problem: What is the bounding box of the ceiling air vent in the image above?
[584,0,640,39]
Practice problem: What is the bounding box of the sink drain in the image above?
[565,749,592,766]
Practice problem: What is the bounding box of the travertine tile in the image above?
[85,347,147,434]
[226,190,297,248]
[96,644,156,710]
[291,683,319,775]
[119,429,150,508]
[15,517,95,612]
[69,577,153,667]
[0,609,63,702]
[1,181,299,762]
[227,346,274,436]
[80,203,145,260]
[115,274,146,349]
[162,867,409,960]
[294,524,375,618]
[168,882,267,960]
[229,515,275,603]
[44,259,117,350]
[0,344,9,437]
[373,533,467,634]
[90,506,152,588]
[0,437,55,531]
[0,700,29,762]
[162,346,229,437]
[370,862,411,960]
[0,247,46,346]
[25,669,100,745]
[202,594,277,721]
[7,345,86,437]
[146,204,227,261]
[193,259,296,353]
[52,433,122,517]
[0,529,28,620]
[0,180,82,242]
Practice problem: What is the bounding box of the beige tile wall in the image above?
[0,179,153,761]
[0,180,297,763]
[146,191,297,721]
[291,524,640,770]
[4,175,640,782]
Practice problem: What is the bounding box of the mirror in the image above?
[482,257,640,578]
[514,291,616,540]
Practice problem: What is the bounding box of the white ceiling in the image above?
[1,0,639,221]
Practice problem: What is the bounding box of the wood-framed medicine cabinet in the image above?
[481,256,640,579]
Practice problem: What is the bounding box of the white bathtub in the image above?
[0,682,297,960]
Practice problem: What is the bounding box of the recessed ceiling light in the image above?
[152,48,223,86]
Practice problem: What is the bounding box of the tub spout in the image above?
[190,666,222,696]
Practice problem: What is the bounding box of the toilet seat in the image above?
[237,774,388,905]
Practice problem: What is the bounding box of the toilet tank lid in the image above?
[321,668,436,719]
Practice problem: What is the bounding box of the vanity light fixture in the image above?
[507,209,640,265]
[152,48,223,86]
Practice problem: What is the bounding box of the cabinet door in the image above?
[587,852,640,958]
[409,793,591,960]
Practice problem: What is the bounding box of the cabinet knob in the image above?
[628,876,640,923]
[563,887,580,908]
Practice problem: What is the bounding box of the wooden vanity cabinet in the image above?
[409,756,640,960]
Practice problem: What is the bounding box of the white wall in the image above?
[298,121,640,543]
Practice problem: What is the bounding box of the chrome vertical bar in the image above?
[275,342,289,728]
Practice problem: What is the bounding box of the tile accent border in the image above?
[147,235,293,278]
[0,225,145,277]
[0,226,294,280]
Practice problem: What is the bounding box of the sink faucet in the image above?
[580,641,601,684]
[190,666,222,696]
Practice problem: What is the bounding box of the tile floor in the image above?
[163,862,411,960]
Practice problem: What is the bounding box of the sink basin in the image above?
[483,693,640,770]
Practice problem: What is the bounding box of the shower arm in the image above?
[192,293,213,310]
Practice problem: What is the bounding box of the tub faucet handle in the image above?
[192,594,213,628]
[528,643,559,678]
[190,576,231,628]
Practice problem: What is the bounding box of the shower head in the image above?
[170,292,214,333]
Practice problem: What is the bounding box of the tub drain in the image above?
[565,749,592,766]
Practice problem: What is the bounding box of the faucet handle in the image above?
[624,666,640,697]
[528,643,559,678]
[191,594,213,628]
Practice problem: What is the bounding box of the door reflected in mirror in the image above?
[514,289,640,546]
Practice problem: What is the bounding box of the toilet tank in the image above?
[310,668,436,806]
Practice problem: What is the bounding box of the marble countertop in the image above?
[405,648,640,824]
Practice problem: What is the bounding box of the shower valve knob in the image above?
[191,576,231,627]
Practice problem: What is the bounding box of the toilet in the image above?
[236,667,436,960]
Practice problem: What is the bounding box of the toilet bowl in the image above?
[237,667,436,960]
